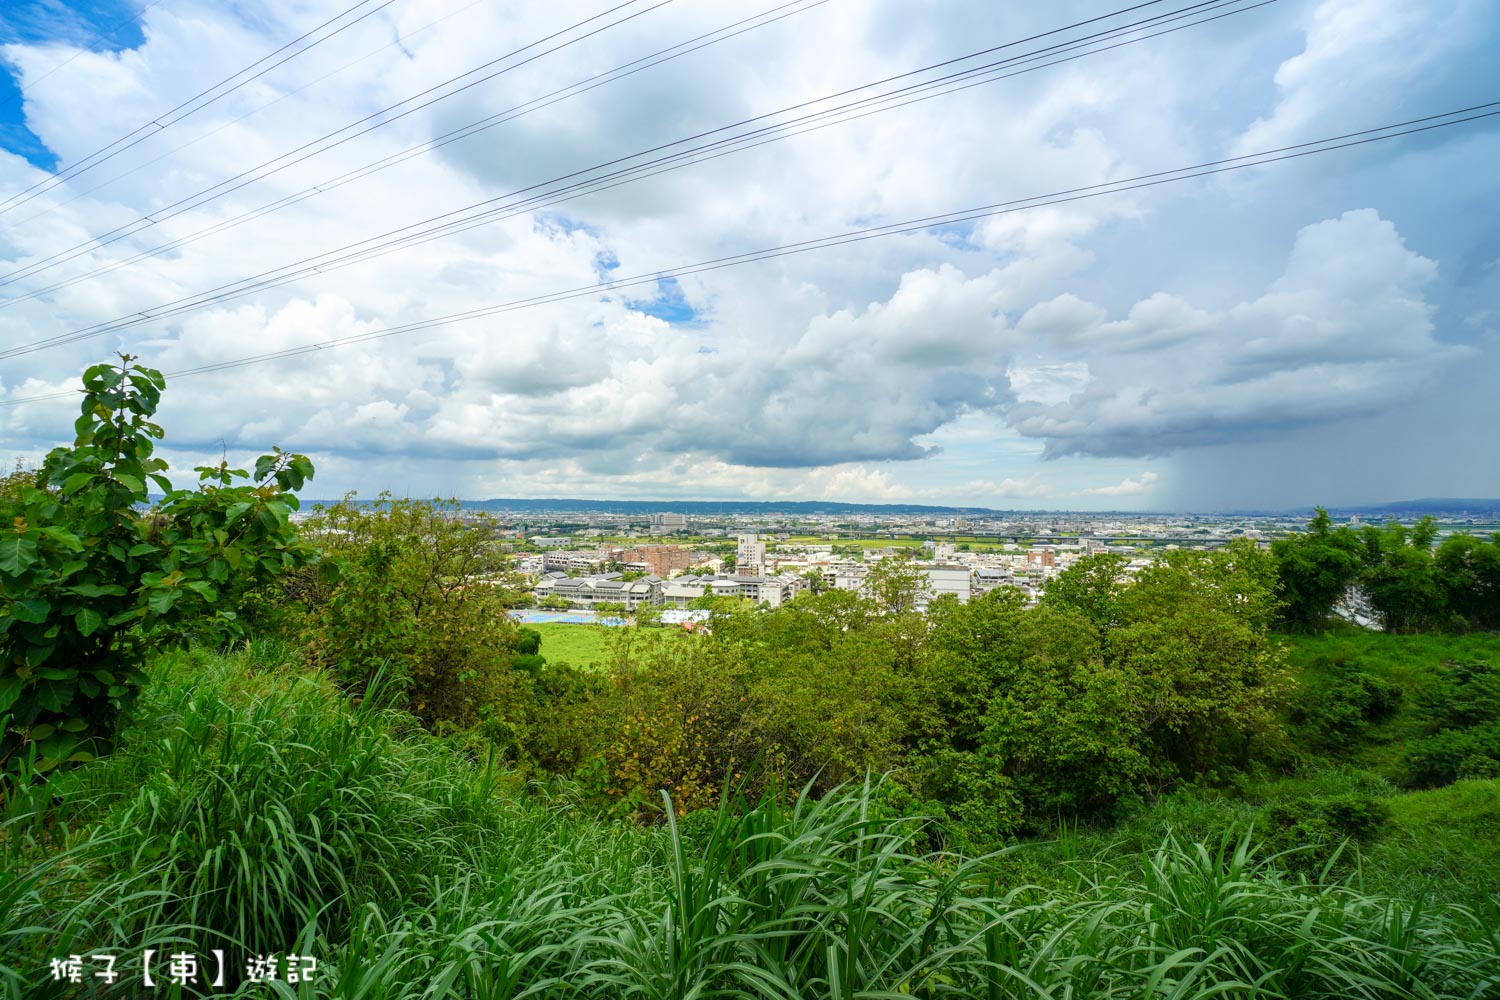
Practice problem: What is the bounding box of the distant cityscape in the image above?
[361,501,1500,616]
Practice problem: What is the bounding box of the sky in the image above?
[0,0,1496,511]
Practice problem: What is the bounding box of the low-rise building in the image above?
[650,512,688,532]
[921,565,972,606]
[616,544,694,578]
[542,550,611,572]
[533,574,662,610]
[660,573,795,608]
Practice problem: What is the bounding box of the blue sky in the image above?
[0,0,1497,509]
[0,0,147,168]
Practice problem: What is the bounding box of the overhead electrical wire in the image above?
[3,100,1494,407]
[0,0,676,280]
[0,0,1157,289]
[0,0,830,298]
[5,0,499,228]
[0,0,402,217]
[0,0,1266,338]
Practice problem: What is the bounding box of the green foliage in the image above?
[1265,792,1390,874]
[1107,542,1290,778]
[589,636,761,818]
[1273,509,1500,636]
[1368,777,1500,901]
[1416,657,1500,730]
[5,652,1497,999]
[1282,630,1500,788]
[1041,550,1129,635]
[1289,652,1403,754]
[552,591,918,818]
[514,627,542,656]
[1272,507,1363,631]
[1404,724,1500,788]
[0,356,314,773]
[913,590,1144,842]
[1435,532,1500,630]
[862,552,931,615]
[1357,517,1447,634]
[298,494,530,733]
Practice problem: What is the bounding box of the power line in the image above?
[0,0,1152,288]
[3,101,1493,406]
[6,0,498,228]
[0,0,1265,343]
[0,0,401,216]
[0,0,674,279]
[0,0,828,299]
[0,0,1254,350]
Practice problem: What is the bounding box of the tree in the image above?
[863,555,931,615]
[1435,533,1500,631]
[1041,552,1130,638]
[913,589,1143,844]
[300,495,529,730]
[1357,519,1445,634]
[1107,542,1289,777]
[1271,507,1363,631]
[515,627,542,656]
[1,356,316,772]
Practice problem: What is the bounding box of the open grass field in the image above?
[530,621,614,668]
[530,621,694,670]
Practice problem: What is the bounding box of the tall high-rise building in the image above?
[736,532,765,574]
[650,512,688,533]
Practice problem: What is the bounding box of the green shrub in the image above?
[0,356,314,773]
[1290,654,1404,752]
[298,495,533,732]
[1404,724,1500,788]
[1417,658,1500,729]
[1266,793,1390,873]
[6,647,1499,999]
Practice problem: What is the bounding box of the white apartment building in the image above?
[736,532,766,575]
[920,565,972,607]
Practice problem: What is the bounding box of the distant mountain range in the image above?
[291,496,1500,518]
[1317,499,1500,518]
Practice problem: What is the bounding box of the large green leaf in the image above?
[9,598,49,624]
[35,678,69,713]
[0,534,38,575]
[147,588,177,614]
[61,472,94,495]
[0,673,22,714]
[75,607,106,637]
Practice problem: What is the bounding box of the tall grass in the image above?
[2,646,1495,998]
